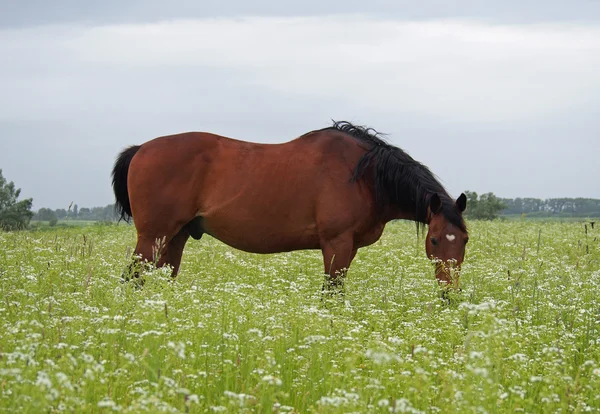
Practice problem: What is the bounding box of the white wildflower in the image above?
[35,371,53,389]
[366,349,400,364]
[224,390,256,406]
[389,398,424,413]
[378,398,390,407]
[167,341,186,359]
[262,375,282,386]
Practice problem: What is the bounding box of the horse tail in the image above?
[112,145,141,222]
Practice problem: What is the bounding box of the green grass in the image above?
[29,220,104,228]
[0,221,599,412]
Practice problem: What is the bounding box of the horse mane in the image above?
[329,121,467,233]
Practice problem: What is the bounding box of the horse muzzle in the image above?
[433,258,461,288]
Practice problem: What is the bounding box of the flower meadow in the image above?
[0,220,599,413]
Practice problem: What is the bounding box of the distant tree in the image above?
[103,204,116,221]
[106,204,118,221]
[0,169,34,230]
[78,207,91,219]
[464,191,505,220]
[35,207,57,222]
[55,208,67,219]
[90,206,105,220]
[72,204,78,218]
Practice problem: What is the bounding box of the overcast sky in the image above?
[1,1,599,209]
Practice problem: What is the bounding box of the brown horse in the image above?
[112,121,468,286]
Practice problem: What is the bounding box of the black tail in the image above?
[112,145,141,222]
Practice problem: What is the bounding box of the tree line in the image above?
[499,197,600,217]
[33,204,119,224]
[462,192,600,220]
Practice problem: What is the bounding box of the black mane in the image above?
[330,121,467,233]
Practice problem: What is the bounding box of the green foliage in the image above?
[78,207,91,218]
[34,207,58,222]
[55,208,68,219]
[33,204,118,223]
[0,221,599,412]
[0,169,34,231]
[464,191,505,220]
[501,197,600,217]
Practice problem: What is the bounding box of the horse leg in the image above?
[320,235,356,292]
[123,213,202,283]
[122,235,158,283]
[166,228,190,277]
[123,223,181,281]
[128,224,192,278]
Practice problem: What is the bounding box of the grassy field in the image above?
[0,220,599,413]
[29,220,109,228]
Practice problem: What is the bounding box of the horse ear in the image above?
[429,193,442,215]
[456,193,467,212]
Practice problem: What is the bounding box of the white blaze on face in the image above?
[446,234,456,243]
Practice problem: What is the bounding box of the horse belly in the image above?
[201,212,320,254]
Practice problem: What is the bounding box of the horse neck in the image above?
[382,205,427,225]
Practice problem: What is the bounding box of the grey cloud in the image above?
[2,0,600,28]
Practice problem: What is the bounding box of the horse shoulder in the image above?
[355,221,387,248]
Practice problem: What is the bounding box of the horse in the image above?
[112,121,468,288]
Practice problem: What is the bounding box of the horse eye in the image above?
[431,237,438,246]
